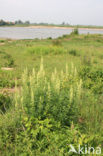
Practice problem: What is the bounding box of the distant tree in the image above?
[39,22,48,25]
[66,23,70,26]
[62,22,65,25]
[15,20,23,25]
[0,19,14,26]
[0,19,6,26]
[25,21,30,25]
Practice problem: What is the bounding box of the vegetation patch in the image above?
[0,51,15,67]
[52,39,62,46]
[0,93,12,113]
[69,49,80,56]
[0,34,103,155]
[27,46,67,55]
[70,28,79,35]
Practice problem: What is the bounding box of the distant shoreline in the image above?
[1,25,103,31]
[28,25,103,31]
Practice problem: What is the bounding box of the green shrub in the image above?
[58,34,69,39]
[62,34,69,38]
[52,39,62,46]
[0,51,15,67]
[81,55,92,66]
[0,78,9,88]
[0,40,5,43]
[79,66,103,94]
[0,71,15,88]
[47,37,52,40]
[69,49,79,56]
[71,28,79,35]
[0,93,11,113]
[1,113,101,155]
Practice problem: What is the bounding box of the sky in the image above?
[0,0,103,26]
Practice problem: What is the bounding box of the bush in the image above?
[0,40,5,43]
[81,55,92,66]
[47,37,52,40]
[0,71,15,88]
[0,93,11,113]
[3,53,14,67]
[71,28,79,35]
[0,51,15,67]
[69,49,79,56]
[0,113,101,155]
[79,66,103,94]
[52,39,62,46]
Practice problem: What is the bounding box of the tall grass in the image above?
[27,46,67,55]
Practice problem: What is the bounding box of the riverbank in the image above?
[28,25,103,31]
[1,24,103,30]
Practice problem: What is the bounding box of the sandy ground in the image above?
[0,43,5,46]
[1,67,14,71]
[28,25,103,31]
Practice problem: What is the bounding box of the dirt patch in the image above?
[0,87,21,94]
[0,43,5,46]
[8,40,13,43]
[0,88,16,94]
[1,67,14,71]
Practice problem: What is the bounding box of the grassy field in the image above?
[0,32,103,155]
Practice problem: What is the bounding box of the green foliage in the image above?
[0,112,101,156]
[0,61,102,155]
[0,93,11,113]
[79,66,103,94]
[0,51,15,67]
[0,19,14,26]
[0,70,15,88]
[69,49,79,56]
[0,40,5,43]
[28,46,67,55]
[81,55,92,66]
[52,39,62,46]
[71,28,79,35]
[47,37,52,40]
[15,60,81,126]
[0,34,103,155]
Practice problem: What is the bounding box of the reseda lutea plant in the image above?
[14,59,82,126]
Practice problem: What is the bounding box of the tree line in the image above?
[0,19,71,26]
[0,19,30,26]
[0,19,15,26]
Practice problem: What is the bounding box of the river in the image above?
[0,27,103,39]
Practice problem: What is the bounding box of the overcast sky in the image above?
[0,0,103,26]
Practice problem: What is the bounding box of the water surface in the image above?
[0,27,103,39]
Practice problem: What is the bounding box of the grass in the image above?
[0,33,103,155]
